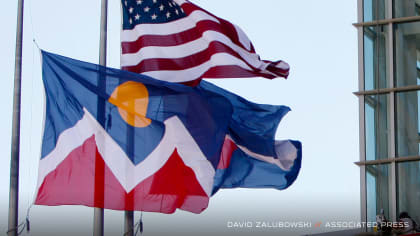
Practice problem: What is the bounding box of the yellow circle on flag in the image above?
[108,81,152,128]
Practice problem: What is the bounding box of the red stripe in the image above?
[123,65,275,83]
[35,135,209,214]
[94,138,105,207]
[202,65,275,80]
[264,60,290,78]
[181,79,202,87]
[122,41,260,73]
[181,2,251,52]
[181,1,203,15]
[122,20,227,54]
[217,138,238,170]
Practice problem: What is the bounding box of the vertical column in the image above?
[124,211,134,236]
[93,0,108,235]
[357,0,367,226]
[386,0,397,222]
[99,0,108,67]
[8,0,24,236]
[124,119,134,236]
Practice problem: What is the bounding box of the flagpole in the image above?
[124,211,134,236]
[93,0,108,235]
[8,0,24,235]
[124,124,135,235]
[123,0,134,234]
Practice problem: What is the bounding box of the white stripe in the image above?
[173,0,188,5]
[226,135,298,171]
[175,0,252,52]
[140,53,253,82]
[121,10,219,42]
[275,61,290,71]
[259,61,290,77]
[121,31,264,70]
[37,108,215,196]
[233,24,252,51]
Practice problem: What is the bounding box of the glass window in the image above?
[364,26,388,90]
[365,94,389,160]
[394,22,420,87]
[396,91,420,157]
[364,0,386,22]
[366,164,390,223]
[397,161,420,225]
[394,0,420,18]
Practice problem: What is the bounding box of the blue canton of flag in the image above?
[122,0,186,28]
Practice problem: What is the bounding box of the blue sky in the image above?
[0,0,359,235]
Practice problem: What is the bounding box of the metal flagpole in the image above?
[122,0,134,233]
[8,0,24,235]
[124,211,134,236]
[124,125,135,235]
[94,0,108,235]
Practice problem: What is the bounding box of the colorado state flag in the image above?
[35,51,302,214]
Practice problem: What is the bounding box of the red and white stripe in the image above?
[121,0,289,84]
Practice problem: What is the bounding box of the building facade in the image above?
[356,0,420,225]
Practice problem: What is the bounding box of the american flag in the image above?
[121,0,290,85]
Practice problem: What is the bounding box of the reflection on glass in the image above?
[364,0,386,22]
[397,161,420,225]
[365,95,388,160]
[394,0,420,18]
[364,26,388,90]
[394,22,420,87]
[366,164,390,223]
[396,91,420,157]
